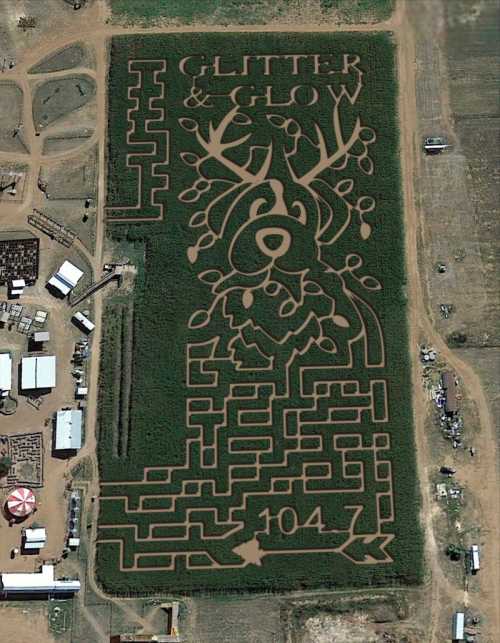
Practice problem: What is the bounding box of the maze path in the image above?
[106,59,169,222]
[99,359,393,571]
[98,36,413,589]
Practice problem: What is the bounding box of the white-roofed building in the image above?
[48,260,83,297]
[452,612,465,641]
[22,527,47,551]
[0,564,80,595]
[55,409,83,451]
[21,355,56,390]
[470,544,480,573]
[0,352,12,397]
[72,311,95,334]
[33,331,50,343]
[10,278,25,296]
[76,386,88,399]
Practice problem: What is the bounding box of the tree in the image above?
[0,456,12,478]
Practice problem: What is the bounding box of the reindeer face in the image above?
[183,101,378,360]
[229,212,318,276]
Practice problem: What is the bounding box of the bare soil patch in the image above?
[0,0,98,66]
[42,145,97,200]
[0,81,28,153]
[42,129,94,155]
[29,42,95,74]
[0,603,54,643]
[32,75,96,134]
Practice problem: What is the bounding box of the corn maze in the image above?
[98,32,422,593]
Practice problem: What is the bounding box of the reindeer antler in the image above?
[298,102,363,187]
[194,106,273,185]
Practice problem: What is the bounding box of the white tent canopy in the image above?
[48,260,83,296]
[7,487,36,518]
[21,355,56,389]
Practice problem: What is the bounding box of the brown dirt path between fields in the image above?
[0,0,498,640]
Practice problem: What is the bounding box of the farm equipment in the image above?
[423,136,451,155]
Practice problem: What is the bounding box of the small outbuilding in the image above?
[470,544,480,574]
[452,611,465,641]
[9,278,25,296]
[72,311,95,334]
[21,355,56,390]
[54,409,83,451]
[47,260,83,297]
[33,331,50,343]
[0,352,12,397]
[22,527,47,551]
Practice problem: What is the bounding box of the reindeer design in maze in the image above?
[99,36,413,587]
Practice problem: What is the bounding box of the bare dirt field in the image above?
[0,81,27,153]
[0,602,55,643]
[0,0,98,64]
[32,75,97,134]
[29,42,95,75]
[41,145,98,201]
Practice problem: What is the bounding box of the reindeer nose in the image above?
[255,227,291,259]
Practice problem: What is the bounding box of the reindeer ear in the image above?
[232,112,252,126]
[266,114,286,129]
[178,117,198,132]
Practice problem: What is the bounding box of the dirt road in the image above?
[397,0,500,640]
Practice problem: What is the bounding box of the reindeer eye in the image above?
[194,179,210,192]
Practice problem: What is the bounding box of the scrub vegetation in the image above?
[110,0,394,25]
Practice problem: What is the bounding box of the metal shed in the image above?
[55,409,83,450]
[452,611,465,641]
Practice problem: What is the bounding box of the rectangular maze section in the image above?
[0,234,39,285]
[98,32,422,594]
[0,433,44,488]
